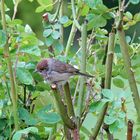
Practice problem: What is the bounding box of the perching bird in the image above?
[36,58,93,85]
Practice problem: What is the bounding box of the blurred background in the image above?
[5,0,140,43]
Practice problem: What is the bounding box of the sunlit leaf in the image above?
[37,0,53,11]
[35,5,46,13]
[81,4,89,16]
[113,78,124,88]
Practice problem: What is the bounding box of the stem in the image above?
[90,30,115,139]
[118,29,140,118]
[59,0,64,45]
[12,0,20,20]
[71,0,81,31]
[105,31,115,88]
[117,1,140,118]
[64,82,75,117]
[65,3,81,56]
[1,0,19,131]
[127,120,133,140]
[52,88,75,129]
[23,85,26,106]
[51,0,62,23]
[77,22,87,127]
[65,23,77,56]
[64,125,72,140]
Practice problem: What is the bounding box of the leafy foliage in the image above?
[0,0,140,139]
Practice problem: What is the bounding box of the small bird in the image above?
[36,58,93,85]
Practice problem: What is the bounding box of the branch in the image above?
[59,0,64,45]
[1,0,19,131]
[117,0,140,119]
[12,0,20,20]
[64,82,75,117]
[127,120,133,140]
[52,88,75,129]
[65,4,81,56]
[90,29,115,140]
[51,0,62,23]
[71,0,81,31]
[77,21,87,127]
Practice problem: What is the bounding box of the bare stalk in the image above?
[52,88,75,129]
[77,21,87,127]
[71,0,81,31]
[117,0,140,119]
[1,0,19,130]
[90,29,115,139]
[64,82,75,117]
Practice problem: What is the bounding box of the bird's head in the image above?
[35,59,49,75]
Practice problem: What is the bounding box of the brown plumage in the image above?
[36,58,93,84]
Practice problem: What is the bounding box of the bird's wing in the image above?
[51,59,79,73]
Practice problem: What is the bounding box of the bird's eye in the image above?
[40,68,45,71]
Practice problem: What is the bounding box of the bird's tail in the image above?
[77,71,94,78]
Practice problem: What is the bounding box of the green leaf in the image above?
[19,107,38,125]
[43,29,53,37]
[81,4,89,16]
[102,89,114,101]
[87,15,107,30]
[113,78,124,88]
[63,20,73,27]
[44,127,53,134]
[125,12,133,20]
[16,67,34,85]
[129,0,140,4]
[45,36,54,46]
[37,0,53,11]
[12,127,38,140]
[35,5,46,13]
[53,41,64,54]
[20,45,41,56]
[51,31,60,39]
[25,24,33,33]
[134,13,140,22]
[59,16,69,24]
[0,30,7,48]
[37,105,61,124]
[8,19,22,26]
[104,115,116,125]
[89,100,107,112]
[54,23,61,29]
[83,0,103,8]
[109,121,118,134]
